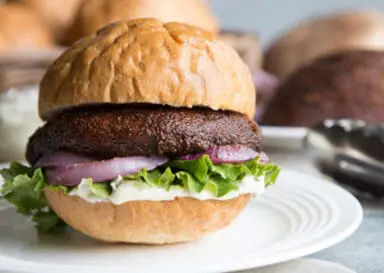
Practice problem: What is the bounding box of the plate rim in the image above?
[219,169,363,272]
[261,126,308,149]
[261,126,308,139]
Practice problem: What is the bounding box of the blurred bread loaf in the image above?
[9,0,83,42]
[64,0,219,45]
[0,4,53,52]
[219,31,279,120]
[264,10,384,80]
[219,31,262,73]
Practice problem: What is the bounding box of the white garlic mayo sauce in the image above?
[69,175,266,204]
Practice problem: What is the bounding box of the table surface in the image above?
[269,149,384,273]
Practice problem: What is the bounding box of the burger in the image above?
[264,10,384,80]
[261,50,384,126]
[1,19,280,244]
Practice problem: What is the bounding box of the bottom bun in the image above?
[44,188,251,244]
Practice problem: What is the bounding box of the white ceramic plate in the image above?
[0,169,362,273]
[244,258,356,273]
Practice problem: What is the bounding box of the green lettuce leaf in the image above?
[0,163,66,233]
[123,155,280,197]
[1,156,280,232]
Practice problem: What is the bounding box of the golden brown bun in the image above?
[64,0,219,45]
[11,0,83,42]
[264,10,384,80]
[39,19,255,120]
[45,188,251,244]
[0,5,53,52]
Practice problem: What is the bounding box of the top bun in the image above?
[264,10,384,79]
[64,0,219,45]
[39,19,255,120]
[0,4,53,52]
[11,0,82,42]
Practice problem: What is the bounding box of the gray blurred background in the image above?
[210,0,384,46]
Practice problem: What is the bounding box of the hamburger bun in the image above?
[264,10,384,80]
[45,188,251,244]
[39,19,255,120]
[0,4,53,52]
[9,0,82,42]
[261,50,384,126]
[64,0,219,45]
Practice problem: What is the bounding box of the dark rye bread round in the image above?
[26,104,263,164]
[261,50,384,126]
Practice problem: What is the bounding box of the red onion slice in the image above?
[35,152,95,168]
[179,145,269,164]
[45,156,168,186]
